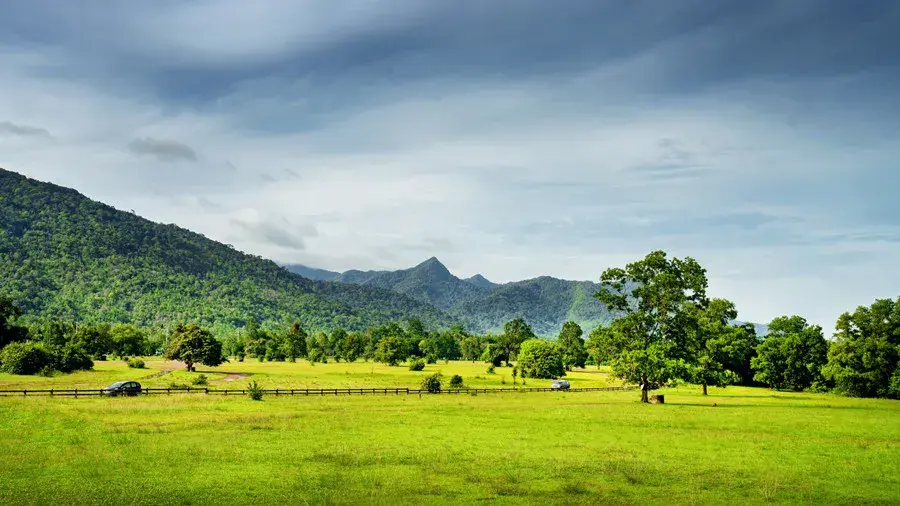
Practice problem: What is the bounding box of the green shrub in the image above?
[517,339,566,379]
[421,373,443,393]
[449,374,464,389]
[408,358,425,371]
[168,382,190,390]
[247,380,264,401]
[0,342,55,375]
[487,365,495,374]
[127,358,145,369]
[39,366,57,377]
[425,355,437,364]
[192,374,209,386]
[54,343,94,373]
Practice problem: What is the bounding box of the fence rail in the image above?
[0,385,637,398]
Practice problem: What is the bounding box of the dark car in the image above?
[102,381,142,397]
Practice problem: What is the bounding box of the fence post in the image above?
[75,388,78,399]
[23,389,26,397]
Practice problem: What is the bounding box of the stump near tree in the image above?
[650,394,665,404]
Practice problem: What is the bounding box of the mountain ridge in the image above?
[0,168,459,334]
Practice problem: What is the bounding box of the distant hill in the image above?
[282,264,340,281]
[0,168,459,334]
[284,257,617,336]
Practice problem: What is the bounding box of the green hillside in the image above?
[0,168,458,334]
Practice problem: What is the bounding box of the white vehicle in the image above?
[550,379,570,390]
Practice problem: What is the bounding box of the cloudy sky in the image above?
[2,1,899,331]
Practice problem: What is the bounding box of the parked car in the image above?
[551,379,570,390]
[102,381,142,397]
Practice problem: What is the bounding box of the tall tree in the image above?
[0,295,28,348]
[595,250,709,402]
[689,299,749,395]
[823,297,900,398]
[558,321,587,369]
[164,323,224,372]
[752,316,828,391]
[497,318,535,366]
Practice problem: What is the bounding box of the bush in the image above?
[192,374,209,386]
[487,365,495,374]
[39,366,57,377]
[425,355,437,364]
[0,342,56,375]
[421,373,443,393]
[408,358,425,371]
[127,358,145,369]
[247,380,264,401]
[517,339,566,379]
[168,382,191,390]
[54,343,94,373]
[449,374,464,389]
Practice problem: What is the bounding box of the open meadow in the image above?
[1,362,898,505]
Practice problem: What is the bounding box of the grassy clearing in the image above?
[0,359,615,390]
[1,386,898,505]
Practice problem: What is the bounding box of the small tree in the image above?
[374,336,406,366]
[408,358,425,371]
[164,323,224,372]
[421,372,443,393]
[517,339,565,379]
[246,380,264,401]
[497,318,535,366]
[558,321,587,370]
[449,374,464,389]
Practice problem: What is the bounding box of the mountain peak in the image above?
[413,257,452,279]
[464,274,496,290]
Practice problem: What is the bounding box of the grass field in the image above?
[0,358,616,391]
[1,372,898,505]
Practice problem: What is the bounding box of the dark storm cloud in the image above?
[127,138,198,162]
[0,121,52,138]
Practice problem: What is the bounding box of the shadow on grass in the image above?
[670,402,883,411]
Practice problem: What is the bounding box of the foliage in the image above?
[0,341,56,375]
[54,343,94,373]
[557,321,587,369]
[408,358,425,371]
[420,372,443,393]
[246,380,264,401]
[449,374,464,389]
[689,299,756,394]
[374,336,406,366]
[0,295,28,348]
[496,318,535,365]
[192,374,209,386]
[517,339,565,379]
[752,316,828,391]
[127,357,146,369]
[109,325,149,357]
[486,365,495,374]
[164,323,224,372]
[460,335,484,361]
[0,169,458,335]
[595,250,709,402]
[823,297,900,398]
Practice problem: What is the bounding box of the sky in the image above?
[1,1,899,332]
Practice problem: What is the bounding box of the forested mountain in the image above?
[0,168,458,334]
[284,257,617,336]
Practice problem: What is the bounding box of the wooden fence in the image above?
[0,385,637,398]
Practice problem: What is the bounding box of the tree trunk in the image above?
[641,374,649,403]
[702,383,708,396]
[185,360,193,372]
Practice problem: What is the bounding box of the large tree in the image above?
[689,299,753,395]
[518,339,565,379]
[823,297,900,398]
[497,318,535,366]
[557,321,587,369]
[164,323,224,372]
[595,250,709,402]
[751,316,828,392]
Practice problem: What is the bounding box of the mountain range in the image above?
[284,258,616,335]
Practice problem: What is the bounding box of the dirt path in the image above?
[224,373,248,382]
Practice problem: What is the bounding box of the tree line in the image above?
[1,249,898,401]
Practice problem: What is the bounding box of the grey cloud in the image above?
[0,121,52,138]
[229,218,317,251]
[127,137,198,162]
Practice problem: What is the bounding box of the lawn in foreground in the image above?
[0,359,615,390]
[1,387,898,505]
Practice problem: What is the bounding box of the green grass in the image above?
[1,384,898,505]
[0,359,615,390]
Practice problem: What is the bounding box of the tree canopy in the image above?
[164,323,224,372]
[751,316,828,392]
